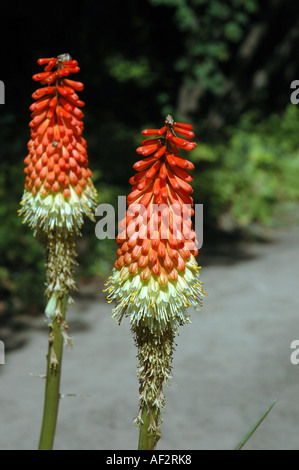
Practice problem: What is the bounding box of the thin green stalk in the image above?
[38,294,67,450]
[138,404,160,450]
[234,399,277,450]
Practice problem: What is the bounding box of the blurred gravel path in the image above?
[0,225,298,450]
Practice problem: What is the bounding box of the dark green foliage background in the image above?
[1,0,299,310]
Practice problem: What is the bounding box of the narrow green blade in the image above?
[234,399,277,450]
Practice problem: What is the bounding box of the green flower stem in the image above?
[138,404,160,450]
[38,294,68,450]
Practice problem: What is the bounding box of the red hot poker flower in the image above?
[106,115,207,437]
[20,53,97,233]
[106,115,207,332]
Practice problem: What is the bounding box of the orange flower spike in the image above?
[106,114,207,333]
[20,53,97,233]
[106,116,207,441]
[21,56,99,450]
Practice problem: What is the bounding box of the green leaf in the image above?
[234,400,277,450]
